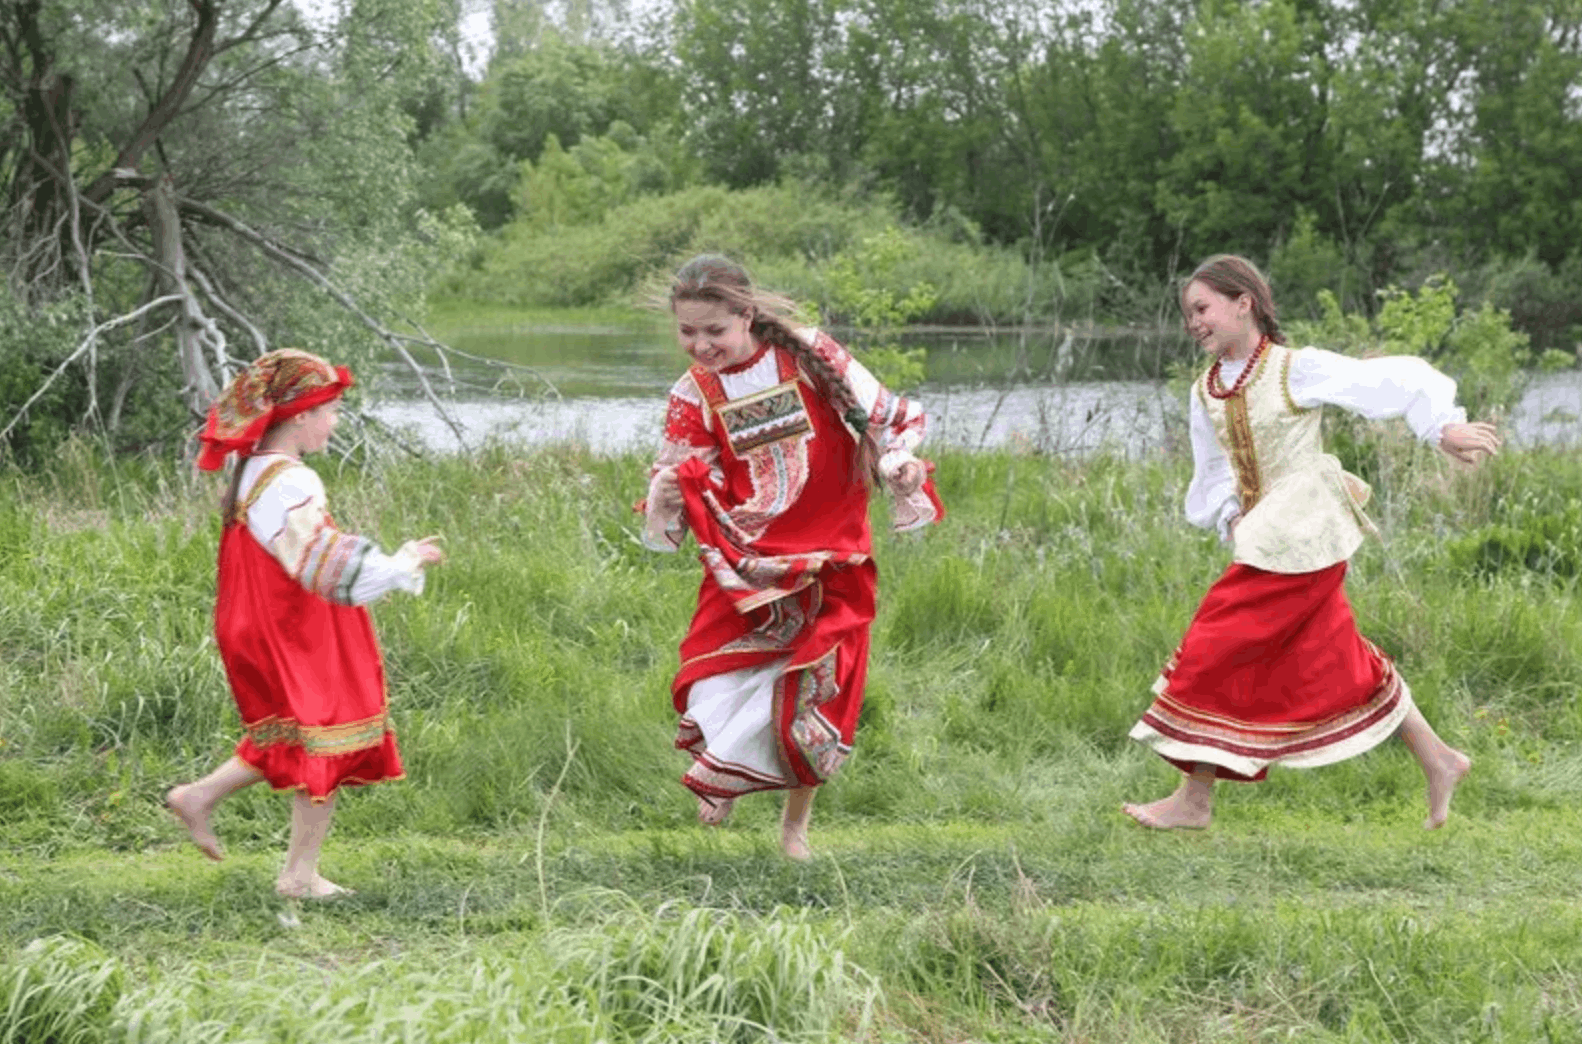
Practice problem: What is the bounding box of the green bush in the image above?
[1445,498,1582,580]
[445,183,1086,324]
[0,936,123,1044]
[0,292,92,468]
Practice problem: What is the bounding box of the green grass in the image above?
[423,298,656,336]
[1,437,1580,1041]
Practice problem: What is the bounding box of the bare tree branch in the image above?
[385,329,562,400]
[147,174,227,415]
[0,295,183,443]
[82,0,220,206]
[189,263,268,357]
[176,194,471,448]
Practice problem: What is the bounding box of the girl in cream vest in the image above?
[1123,255,1500,831]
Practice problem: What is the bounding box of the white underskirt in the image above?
[687,656,794,787]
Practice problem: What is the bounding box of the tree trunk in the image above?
[145,174,223,416]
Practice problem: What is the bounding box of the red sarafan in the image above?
[639,253,945,860]
[167,349,444,903]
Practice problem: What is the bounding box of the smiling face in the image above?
[1181,279,1255,358]
[673,298,758,372]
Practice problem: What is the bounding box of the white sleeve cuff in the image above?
[1215,502,1241,543]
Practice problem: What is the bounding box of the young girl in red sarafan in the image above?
[167,349,444,898]
[1124,255,1500,831]
[640,254,945,860]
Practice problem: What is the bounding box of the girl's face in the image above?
[673,299,757,371]
[1181,280,1254,357]
[295,399,340,454]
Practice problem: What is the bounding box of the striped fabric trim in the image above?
[1131,654,1411,778]
[298,527,374,605]
[231,457,298,525]
[245,712,391,757]
[1279,350,1314,414]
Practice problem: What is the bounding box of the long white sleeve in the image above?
[1183,392,1241,538]
[1288,348,1466,444]
[242,457,426,605]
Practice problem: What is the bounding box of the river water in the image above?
[367,325,1582,456]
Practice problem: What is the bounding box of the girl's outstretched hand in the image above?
[1439,422,1500,465]
[406,536,446,567]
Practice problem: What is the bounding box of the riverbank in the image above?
[2,444,1579,1040]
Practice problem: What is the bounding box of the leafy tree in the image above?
[1157,0,1334,261]
[0,0,481,457]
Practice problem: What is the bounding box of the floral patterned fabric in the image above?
[197,349,352,471]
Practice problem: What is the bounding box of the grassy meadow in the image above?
[2,433,1582,1042]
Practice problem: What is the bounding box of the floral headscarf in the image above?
[197,349,352,471]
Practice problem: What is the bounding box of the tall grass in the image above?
[3,436,1582,1040]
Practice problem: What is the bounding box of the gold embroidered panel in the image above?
[714,381,813,456]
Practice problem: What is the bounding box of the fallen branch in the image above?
[179,194,471,449]
[189,263,267,358]
[0,295,183,444]
[385,330,562,400]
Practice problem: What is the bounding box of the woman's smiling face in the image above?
[674,299,757,371]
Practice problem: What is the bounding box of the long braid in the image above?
[750,313,881,486]
[220,457,247,519]
[669,254,880,488]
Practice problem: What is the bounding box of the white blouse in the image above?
[238,453,427,605]
[1185,348,1467,538]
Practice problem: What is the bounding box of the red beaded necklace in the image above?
[1205,334,1270,400]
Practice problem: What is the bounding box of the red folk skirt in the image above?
[213,523,403,800]
[1128,561,1410,782]
[670,456,876,799]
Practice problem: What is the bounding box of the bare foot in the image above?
[277,874,354,900]
[1122,791,1212,830]
[697,795,734,827]
[166,785,224,861]
[1424,749,1472,830]
[780,823,811,862]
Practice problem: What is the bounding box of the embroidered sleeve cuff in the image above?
[345,543,426,604]
[641,468,686,552]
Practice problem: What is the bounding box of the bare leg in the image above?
[781,786,815,861]
[1123,762,1217,829]
[166,756,264,861]
[276,792,350,898]
[1396,704,1471,829]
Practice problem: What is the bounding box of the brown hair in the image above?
[220,462,247,520]
[667,254,879,486]
[1181,254,1287,345]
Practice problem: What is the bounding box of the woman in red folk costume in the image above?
[1124,255,1500,831]
[642,255,944,859]
[166,349,444,899]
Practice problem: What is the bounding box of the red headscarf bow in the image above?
[196,349,352,471]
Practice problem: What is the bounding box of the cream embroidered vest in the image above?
[1197,344,1378,574]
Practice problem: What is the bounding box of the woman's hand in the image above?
[1439,422,1500,465]
[888,460,925,496]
